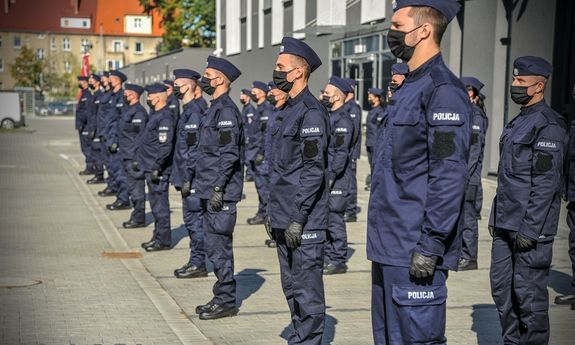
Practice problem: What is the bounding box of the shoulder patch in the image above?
[430,111,464,126]
[335,127,348,133]
[158,126,170,131]
[217,120,234,128]
[301,126,322,137]
[535,140,559,151]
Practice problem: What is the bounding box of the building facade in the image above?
[213,0,575,175]
[0,0,163,93]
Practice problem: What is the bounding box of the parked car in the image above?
[0,91,26,128]
[47,101,71,115]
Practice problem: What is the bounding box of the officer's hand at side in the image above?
[181,181,191,198]
[285,221,303,249]
[254,153,265,166]
[515,233,537,252]
[131,161,140,172]
[150,170,160,183]
[209,187,224,212]
[409,251,437,279]
[108,143,119,154]
[488,225,495,238]
[264,216,273,240]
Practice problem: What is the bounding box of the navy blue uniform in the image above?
[566,119,575,296]
[172,98,206,268]
[365,105,385,168]
[269,87,329,345]
[119,102,148,224]
[136,105,175,246]
[193,92,244,308]
[89,89,105,179]
[197,96,208,113]
[76,88,94,170]
[489,100,566,345]
[253,101,274,218]
[167,93,181,121]
[344,99,361,216]
[241,103,256,180]
[460,103,488,261]
[107,89,129,203]
[245,102,260,180]
[325,107,354,267]
[367,53,471,344]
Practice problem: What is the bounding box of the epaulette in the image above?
[430,65,451,87]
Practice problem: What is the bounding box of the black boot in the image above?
[174,263,208,278]
[555,294,575,305]
[106,200,131,210]
[122,219,146,229]
[87,176,106,184]
[199,304,239,320]
[458,258,478,271]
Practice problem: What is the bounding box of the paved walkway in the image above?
[0,117,573,345]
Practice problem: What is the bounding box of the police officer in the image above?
[193,56,244,320]
[137,83,176,252]
[76,76,94,175]
[368,1,470,344]
[342,78,362,223]
[195,84,209,113]
[364,87,385,191]
[105,70,131,210]
[119,84,148,228]
[240,89,256,182]
[458,76,488,271]
[265,37,329,345]
[263,81,288,249]
[388,62,408,97]
[489,56,567,344]
[164,79,181,121]
[557,84,575,309]
[86,74,107,184]
[247,81,274,225]
[170,69,208,279]
[91,72,114,189]
[321,76,355,276]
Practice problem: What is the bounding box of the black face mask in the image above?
[173,85,185,99]
[199,76,216,96]
[387,26,422,61]
[510,84,536,105]
[273,69,295,93]
[266,94,277,106]
[123,95,130,104]
[146,99,155,109]
[250,94,259,103]
[78,83,83,89]
[320,95,334,109]
[88,84,95,90]
[389,82,400,93]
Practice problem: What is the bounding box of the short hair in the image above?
[408,6,448,44]
[291,55,311,79]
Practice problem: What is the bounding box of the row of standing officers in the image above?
[72,0,575,343]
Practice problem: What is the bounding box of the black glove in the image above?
[108,143,118,154]
[264,216,273,240]
[254,153,265,166]
[568,201,575,212]
[150,170,160,183]
[131,160,140,172]
[409,251,437,279]
[515,233,537,252]
[209,187,224,212]
[181,181,191,198]
[285,221,303,249]
[488,225,495,238]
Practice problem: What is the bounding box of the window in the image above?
[112,40,123,52]
[0,58,4,72]
[135,42,143,54]
[14,36,22,49]
[317,0,346,26]
[64,60,71,73]
[36,48,45,60]
[293,0,306,39]
[106,60,122,70]
[50,36,56,50]
[134,17,142,28]
[124,15,152,34]
[81,39,89,48]
[258,0,265,48]
[225,0,241,55]
[271,0,283,45]
[62,37,71,51]
[37,33,46,39]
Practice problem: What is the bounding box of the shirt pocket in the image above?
[279,122,300,167]
[391,114,426,171]
[511,134,535,175]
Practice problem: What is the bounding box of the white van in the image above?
[0,91,26,129]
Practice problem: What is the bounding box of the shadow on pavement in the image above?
[549,268,572,296]
[236,268,266,307]
[471,304,502,345]
[280,314,338,344]
[170,224,189,247]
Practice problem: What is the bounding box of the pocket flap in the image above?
[392,284,447,306]
[393,116,420,126]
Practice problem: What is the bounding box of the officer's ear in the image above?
[536,79,547,94]
[419,23,433,41]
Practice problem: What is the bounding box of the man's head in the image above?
[77,76,88,89]
[510,56,552,105]
[88,74,100,90]
[460,77,484,102]
[367,87,384,106]
[273,37,322,95]
[109,70,127,90]
[251,81,268,103]
[124,84,144,106]
[200,56,241,97]
[173,69,200,100]
[240,89,252,104]
[163,79,174,96]
[145,83,168,110]
[267,82,288,108]
[322,76,351,110]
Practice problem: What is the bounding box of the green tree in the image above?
[139,0,215,53]
[9,46,61,97]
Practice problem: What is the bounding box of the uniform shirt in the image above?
[344,99,362,159]
[489,100,567,240]
[171,98,204,188]
[268,87,330,230]
[255,101,275,156]
[105,89,124,145]
[365,105,385,148]
[118,102,148,162]
[192,92,244,201]
[136,105,175,174]
[167,93,181,121]
[197,96,209,114]
[328,106,355,188]
[241,103,256,155]
[75,88,93,131]
[86,89,103,136]
[467,103,489,186]
[367,53,471,270]
[96,90,112,139]
[566,120,575,201]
